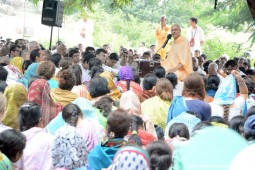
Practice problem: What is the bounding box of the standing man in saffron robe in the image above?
[155,16,171,60]
[166,24,193,81]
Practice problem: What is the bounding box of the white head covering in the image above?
[4,65,22,85]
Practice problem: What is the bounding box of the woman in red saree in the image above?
[27,79,63,126]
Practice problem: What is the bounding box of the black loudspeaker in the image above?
[41,0,64,27]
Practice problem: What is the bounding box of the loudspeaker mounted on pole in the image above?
[41,0,64,27]
[41,0,64,50]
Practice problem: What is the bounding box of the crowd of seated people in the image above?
[0,38,254,170]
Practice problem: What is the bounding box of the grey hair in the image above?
[209,62,218,71]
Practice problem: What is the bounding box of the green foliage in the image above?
[121,0,194,26]
[201,0,255,44]
[31,0,254,53]
[203,37,244,60]
[30,0,133,15]
[92,5,156,51]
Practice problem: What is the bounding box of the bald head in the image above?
[28,41,40,53]
[171,24,181,40]
[57,44,67,57]
[171,24,181,30]
[208,63,218,75]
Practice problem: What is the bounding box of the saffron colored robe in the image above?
[165,36,193,81]
[155,25,171,60]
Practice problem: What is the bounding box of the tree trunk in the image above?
[247,0,255,20]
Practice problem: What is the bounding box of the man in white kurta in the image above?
[186,17,205,55]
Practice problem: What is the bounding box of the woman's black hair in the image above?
[22,60,32,73]
[130,115,145,133]
[229,115,245,135]
[208,116,226,124]
[128,134,142,146]
[126,80,131,91]
[244,115,255,141]
[88,57,102,70]
[89,77,110,98]
[0,129,26,162]
[132,71,141,85]
[245,106,255,119]
[128,115,146,146]
[206,75,220,91]
[51,53,62,68]
[94,96,114,117]
[30,49,40,63]
[69,64,82,85]
[165,72,178,89]
[153,66,166,79]
[18,102,42,131]
[146,140,172,170]
[90,65,104,79]
[143,73,157,90]
[0,80,7,93]
[168,123,190,140]
[0,66,8,81]
[62,103,83,127]
[192,121,212,134]
[154,125,164,140]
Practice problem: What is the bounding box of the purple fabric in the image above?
[185,99,211,121]
[244,114,255,135]
[119,66,134,81]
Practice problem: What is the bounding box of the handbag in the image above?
[190,29,197,47]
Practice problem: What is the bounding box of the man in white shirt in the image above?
[137,42,147,57]
[96,48,117,77]
[186,17,205,55]
[80,53,95,84]
[105,53,119,75]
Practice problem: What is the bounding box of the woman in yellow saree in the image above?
[99,71,121,100]
[141,78,173,130]
[10,57,24,74]
[1,83,27,129]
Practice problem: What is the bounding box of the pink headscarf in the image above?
[120,90,141,115]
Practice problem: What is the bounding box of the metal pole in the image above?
[23,0,26,38]
[49,26,53,50]
[58,27,59,43]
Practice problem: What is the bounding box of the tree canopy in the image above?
[30,0,254,60]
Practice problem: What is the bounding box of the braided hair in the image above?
[62,103,83,127]
[223,105,230,122]
[130,115,144,132]
[126,80,131,91]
